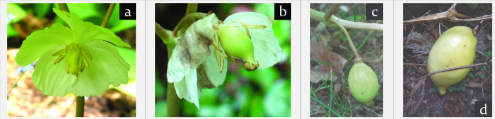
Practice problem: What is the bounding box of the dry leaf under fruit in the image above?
[310,42,347,83]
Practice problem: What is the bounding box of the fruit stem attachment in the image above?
[76,96,84,117]
[363,100,374,106]
[331,17,363,63]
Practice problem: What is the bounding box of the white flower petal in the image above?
[70,40,130,96]
[203,46,228,87]
[223,12,283,69]
[31,45,76,97]
[166,14,221,83]
[174,70,200,108]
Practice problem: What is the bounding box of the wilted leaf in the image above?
[310,42,347,83]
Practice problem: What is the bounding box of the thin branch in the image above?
[101,3,116,28]
[408,62,488,95]
[324,3,342,22]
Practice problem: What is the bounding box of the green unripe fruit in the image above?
[348,62,379,106]
[217,26,258,70]
[427,26,477,95]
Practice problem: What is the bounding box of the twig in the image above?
[324,3,342,22]
[403,63,427,67]
[408,62,488,96]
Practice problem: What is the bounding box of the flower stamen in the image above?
[52,43,93,77]
[225,20,252,39]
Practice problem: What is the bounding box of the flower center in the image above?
[52,43,93,77]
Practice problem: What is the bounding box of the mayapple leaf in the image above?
[223,12,283,69]
[15,23,74,66]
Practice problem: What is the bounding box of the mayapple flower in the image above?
[14,8,131,97]
[167,12,283,108]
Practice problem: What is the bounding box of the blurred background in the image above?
[155,3,291,117]
[7,3,137,117]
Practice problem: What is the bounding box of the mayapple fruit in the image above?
[348,62,379,106]
[217,26,258,71]
[427,26,477,95]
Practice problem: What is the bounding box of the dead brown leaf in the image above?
[310,42,347,83]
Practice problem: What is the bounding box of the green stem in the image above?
[57,4,84,117]
[310,8,383,31]
[172,12,208,37]
[155,23,175,45]
[57,3,70,28]
[166,41,178,117]
[186,3,198,15]
[164,3,198,117]
[76,96,84,117]
[101,3,115,28]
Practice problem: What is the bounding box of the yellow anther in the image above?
[54,55,65,64]
[226,53,236,66]
[52,49,65,56]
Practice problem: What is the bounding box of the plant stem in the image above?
[155,17,179,118]
[186,3,198,15]
[76,96,84,117]
[164,3,198,117]
[172,12,208,37]
[57,4,84,117]
[155,23,175,45]
[57,3,70,28]
[101,3,116,28]
[324,3,342,21]
[332,17,362,63]
[310,8,383,31]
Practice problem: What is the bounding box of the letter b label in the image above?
[275,3,291,20]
